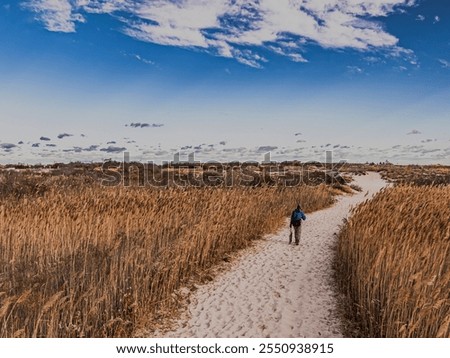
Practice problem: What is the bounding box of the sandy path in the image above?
[161,172,386,338]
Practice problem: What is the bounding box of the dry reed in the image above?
[0,183,336,337]
[337,185,450,337]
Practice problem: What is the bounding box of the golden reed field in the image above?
[0,178,336,338]
[337,185,450,338]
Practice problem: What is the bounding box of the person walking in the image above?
[290,204,306,245]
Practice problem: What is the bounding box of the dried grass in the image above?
[0,183,335,337]
[337,185,450,337]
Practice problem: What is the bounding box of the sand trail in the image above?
[160,172,386,338]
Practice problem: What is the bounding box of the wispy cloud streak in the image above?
[23,0,417,67]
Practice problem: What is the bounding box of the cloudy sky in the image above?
[1,0,449,164]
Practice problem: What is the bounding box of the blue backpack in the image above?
[292,210,303,226]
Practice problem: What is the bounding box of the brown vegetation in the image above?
[337,185,450,337]
[0,173,337,337]
[378,165,450,186]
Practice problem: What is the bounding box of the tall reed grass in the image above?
[337,185,450,337]
[0,183,336,337]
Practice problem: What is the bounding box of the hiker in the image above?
[290,204,306,245]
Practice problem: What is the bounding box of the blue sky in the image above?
[0,0,449,164]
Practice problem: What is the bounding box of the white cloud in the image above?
[23,0,417,66]
[23,0,85,33]
[395,65,408,71]
[434,16,440,23]
[347,65,364,74]
[287,53,308,63]
[133,54,154,65]
[231,48,267,68]
[364,55,383,64]
[388,46,418,66]
[416,14,425,21]
[438,59,450,68]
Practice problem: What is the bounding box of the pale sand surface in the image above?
[159,172,386,338]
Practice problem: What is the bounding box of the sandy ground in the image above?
[160,172,386,338]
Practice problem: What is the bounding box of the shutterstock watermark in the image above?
[101,151,347,188]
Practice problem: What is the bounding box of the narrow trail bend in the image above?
[160,172,386,338]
